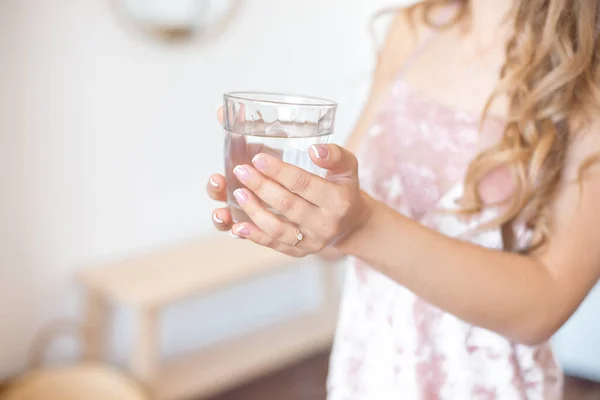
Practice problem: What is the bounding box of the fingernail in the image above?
[252,155,269,171]
[213,213,223,224]
[209,177,220,189]
[310,144,329,159]
[230,230,240,238]
[233,188,249,205]
[233,165,250,182]
[236,225,252,237]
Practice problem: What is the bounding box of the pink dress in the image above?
[327,35,564,399]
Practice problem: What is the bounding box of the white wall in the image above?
[553,284,600,381]
[0,0,403,376]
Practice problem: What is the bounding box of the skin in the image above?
[207,0,600,346]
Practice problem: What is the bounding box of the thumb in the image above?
[310,144,358,179]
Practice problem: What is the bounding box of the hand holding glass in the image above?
[223,92,337,223]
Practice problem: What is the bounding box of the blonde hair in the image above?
[411,0,600,251]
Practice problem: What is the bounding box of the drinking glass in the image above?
[223,92,337,223]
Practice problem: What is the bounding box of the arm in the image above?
[225,123,600,346]
[338,132,600,345]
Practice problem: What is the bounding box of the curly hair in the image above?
[409,0,600,251]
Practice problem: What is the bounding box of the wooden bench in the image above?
[78,236,339,400]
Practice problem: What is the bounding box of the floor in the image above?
[210,350,600,400]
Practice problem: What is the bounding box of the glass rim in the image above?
[224,91,337,107]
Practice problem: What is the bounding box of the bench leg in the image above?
[82,290,110,361]
[130,307,159,383]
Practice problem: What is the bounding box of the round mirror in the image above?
[112,0,241,42]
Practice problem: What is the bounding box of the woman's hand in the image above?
[228,144,374,257]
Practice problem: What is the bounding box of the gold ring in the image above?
[291,224,304,246]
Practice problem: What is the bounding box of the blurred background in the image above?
[1,0,600,399]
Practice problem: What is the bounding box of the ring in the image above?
[291,224,304,246]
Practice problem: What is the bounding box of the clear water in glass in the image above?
[222,92,337,223]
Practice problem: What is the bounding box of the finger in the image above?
[212,207,233,231]
[309,144,358,180]
[230,222,303,257]
[232,188,306,246]
[207,174,227,202]
[251,152,333,207]
[217,106,224,126]
[232,165,318,224]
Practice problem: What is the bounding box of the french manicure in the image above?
[252,155,269,171]
[209,177,220,189]
[310,144,329,159]
[233,165,250,182]
[236,225,252,237]
[230,230,240,238]
[213,213,223,224]
[233,188,249,205]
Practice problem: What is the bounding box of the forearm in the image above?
[338,194,563,345]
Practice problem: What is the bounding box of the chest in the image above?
[403,31,509,120]
[357,80,508,220]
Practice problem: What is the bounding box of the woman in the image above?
[207,0,600,398]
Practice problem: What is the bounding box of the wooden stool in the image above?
[0,363,149,400]
[0,321,150,400]
[78,236,340,400]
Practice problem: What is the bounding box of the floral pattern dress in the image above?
[326,76,564,399]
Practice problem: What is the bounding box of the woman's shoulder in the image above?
[372,6,431,82]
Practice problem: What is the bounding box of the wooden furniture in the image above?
[0,363,150,400]
[0,321,149,400]
[78,236,340,400]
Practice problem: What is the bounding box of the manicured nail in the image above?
[310,144,329,159]
[230,230,240,238]
[233,188,249,205]
[233,165,250,182]
[209,177,220,189]
[236,225,252,237]
[252,155,269,171]
[213,213,223,224]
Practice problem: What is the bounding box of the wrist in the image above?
[333,191,379,255]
